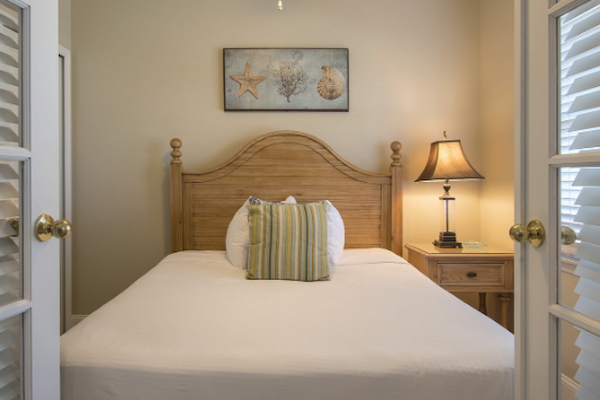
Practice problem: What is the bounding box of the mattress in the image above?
[61,249,514,400]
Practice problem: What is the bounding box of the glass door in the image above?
[0,0,62,399]
[517,0,600,399]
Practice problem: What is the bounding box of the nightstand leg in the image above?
[498,294,511,330]
[478,292,487,315]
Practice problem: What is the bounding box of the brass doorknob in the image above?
[561,226,577,245]
[509,220,545,247]
[35,214,72,242]
[3,217,19,237]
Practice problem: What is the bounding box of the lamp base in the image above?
[433,232,462,248]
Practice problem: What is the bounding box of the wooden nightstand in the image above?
[405,243,514,330]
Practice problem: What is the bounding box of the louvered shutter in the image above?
[560,2,600,399]
[0,315,20,400]
[0,4,18,147]
[0,3,19,399]
[0,161,18,308]
[0,1,18,314]
[572,168,600,400]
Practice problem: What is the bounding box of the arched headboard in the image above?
[169,131,403,254]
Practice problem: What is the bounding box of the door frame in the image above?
[515,0,556,397]
[28,0,61,397]
[515,0,600,398]
[59,45,73,332]
[514,0,527,398]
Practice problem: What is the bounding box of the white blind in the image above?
[0,1,18,314]
[561,2,600,399]
[571,168,600,400]
[0,3,18,147]
[0,161,18,309]
[0,315,19,400]
[0,3,19,399]
[559,0,600,267]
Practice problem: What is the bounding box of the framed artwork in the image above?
[223,48,349,112]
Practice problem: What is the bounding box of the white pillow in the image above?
[225,196,346,268]
[326,200,345,265]
[225,196,296,269]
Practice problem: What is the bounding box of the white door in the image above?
[517,0,600,399]
[0,0,61,399]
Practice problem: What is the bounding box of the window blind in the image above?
[0,3,18,147]
[0,0,19,313]
[559,1,600,241]
[0,3,20,399]
[0,161,18,310]
[560,2,600,399]
[0,315,20,400]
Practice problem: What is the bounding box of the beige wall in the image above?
[479,0,515,249]
[456,0,515,324]
[70,0,513,315]
[59,0,71,49]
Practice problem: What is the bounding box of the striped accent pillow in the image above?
[246,199,330,281]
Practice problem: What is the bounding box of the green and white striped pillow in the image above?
[246,198,330,281]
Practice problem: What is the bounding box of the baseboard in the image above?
[68,314,88,330]
[561,373,578,400]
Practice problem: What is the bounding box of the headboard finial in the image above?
[170,138,183,164]
[390,141,402,166]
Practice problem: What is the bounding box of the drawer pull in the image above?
[467,272,477,278]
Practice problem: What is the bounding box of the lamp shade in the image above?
[415,140,484,182]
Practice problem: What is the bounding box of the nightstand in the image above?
[405,243,514,330]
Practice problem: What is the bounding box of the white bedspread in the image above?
[61,249,513,400]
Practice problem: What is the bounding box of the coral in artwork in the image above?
[273,61,307,103]
[317,66,346,100]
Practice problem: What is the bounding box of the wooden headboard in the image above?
[169,131,403,255]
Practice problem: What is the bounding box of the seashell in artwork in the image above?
[317,66,346,100]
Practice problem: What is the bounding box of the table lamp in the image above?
[415,133,484,248]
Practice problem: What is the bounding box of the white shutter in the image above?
[561,2,600,399]
[0,3,18,147]
[0,160,18,309]
[0,4,20,396]
[559,0,600,269]
[561,1,600,158]
[0,315,19,400]
[572,168,600,400]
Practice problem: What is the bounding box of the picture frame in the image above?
[223,48,349,112]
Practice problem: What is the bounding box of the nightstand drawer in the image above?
[439,263,505,287]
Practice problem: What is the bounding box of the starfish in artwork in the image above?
[229,62,267,99]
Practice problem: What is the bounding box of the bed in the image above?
[60,131,514,400]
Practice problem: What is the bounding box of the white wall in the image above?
[70,0,495,314]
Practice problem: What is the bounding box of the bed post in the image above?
[170,138,183,252]
[390,141,403,256]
